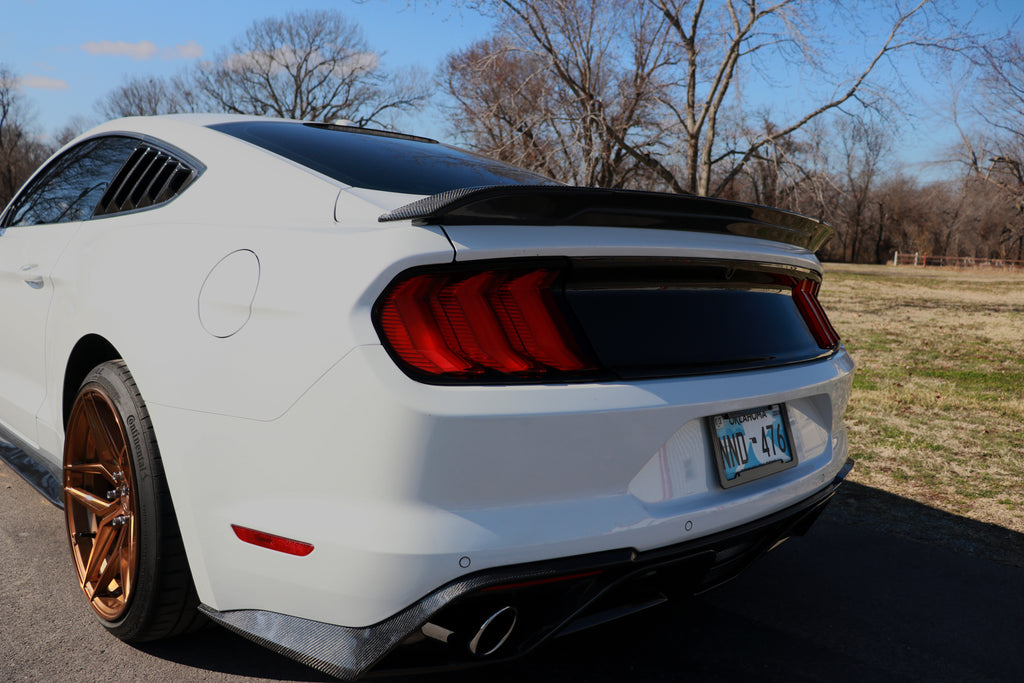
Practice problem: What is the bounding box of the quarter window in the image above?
[3,136,140,227]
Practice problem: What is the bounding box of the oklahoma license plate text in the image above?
[709,404,797,488]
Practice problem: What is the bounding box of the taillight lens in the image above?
[376,265,597,381]
[792,278,841,349]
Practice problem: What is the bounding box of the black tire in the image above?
[62,360,204,641]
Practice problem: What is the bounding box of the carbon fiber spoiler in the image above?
[378,185,834,252]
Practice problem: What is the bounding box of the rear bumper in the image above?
[154,345,852,629]
[200,458,852,680]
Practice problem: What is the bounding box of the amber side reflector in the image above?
[231,524,314,557]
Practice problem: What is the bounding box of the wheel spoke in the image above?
[82,574,98,602]
[92,539,125,599]
[65,484,119,517]
[65,461,118,486]
[81,394,128,465]
[83,523,121,589]
[120,534,132,599]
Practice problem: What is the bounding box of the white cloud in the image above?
[80,39,203,61]
[163,40,203,60]
[81,40,160,60]
[20,74,69,91]
[82,39,205,61]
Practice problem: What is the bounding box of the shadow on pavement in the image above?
[136,629,336,682]
[132,484,1024,682]
[825,481,1024,568]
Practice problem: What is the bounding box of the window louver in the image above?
[94,144,196,217]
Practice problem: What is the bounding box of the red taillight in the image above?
[792,279,840,348]
[232,524,314,557]
[379,275,478,375]
[377,266,596,380]
[480,569,603,593]
[436,271,537,373]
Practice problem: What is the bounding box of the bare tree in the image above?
[651,0,955,196]
[0,66,52,208]
[725,114,821,209]
[828,118,891,262]
[453,0,964,195]
[55,115,97,147]
[724,115,897,262]
[957,35,1024,258]
[448,1,678,189]
[442,16,671,188]
[189,9,431,126]
[443,38,565,180]
[872,174,926,257]
[97,74,200,119]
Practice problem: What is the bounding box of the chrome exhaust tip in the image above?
[468,605,517,656]
[421,605,518,657]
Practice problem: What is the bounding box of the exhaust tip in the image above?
[468,606,518,657]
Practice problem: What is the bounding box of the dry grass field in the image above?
[820,263,1024,536]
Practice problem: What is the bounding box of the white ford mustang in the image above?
[0,115,853,678]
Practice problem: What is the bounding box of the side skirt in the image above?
[0,425,63,508]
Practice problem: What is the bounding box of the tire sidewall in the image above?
[72,361,165,638]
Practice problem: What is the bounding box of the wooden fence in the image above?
[891,251,1024,269]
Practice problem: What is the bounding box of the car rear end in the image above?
[195,184,853,678]
[149,119,852,678]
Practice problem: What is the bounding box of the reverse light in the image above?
[376,265,596,381]
[792,278,841,348]
[231,524,314,557]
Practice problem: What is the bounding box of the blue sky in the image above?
[0,0,1018,181]
[0,0,495,137]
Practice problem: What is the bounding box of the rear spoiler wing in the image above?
[378,185,834,252]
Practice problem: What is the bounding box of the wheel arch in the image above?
[63,334,122,426]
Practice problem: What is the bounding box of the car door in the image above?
[0,136,138,448]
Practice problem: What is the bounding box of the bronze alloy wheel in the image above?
[63,386,140,622]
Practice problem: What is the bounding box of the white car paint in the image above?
[0,114,853,678]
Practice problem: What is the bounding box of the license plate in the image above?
[709,404,797,488]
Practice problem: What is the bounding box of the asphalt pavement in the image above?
[2,459,1022,682]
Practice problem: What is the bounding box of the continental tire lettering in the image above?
[127,414,143,459]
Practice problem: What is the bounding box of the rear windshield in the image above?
[208,121,553,195]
